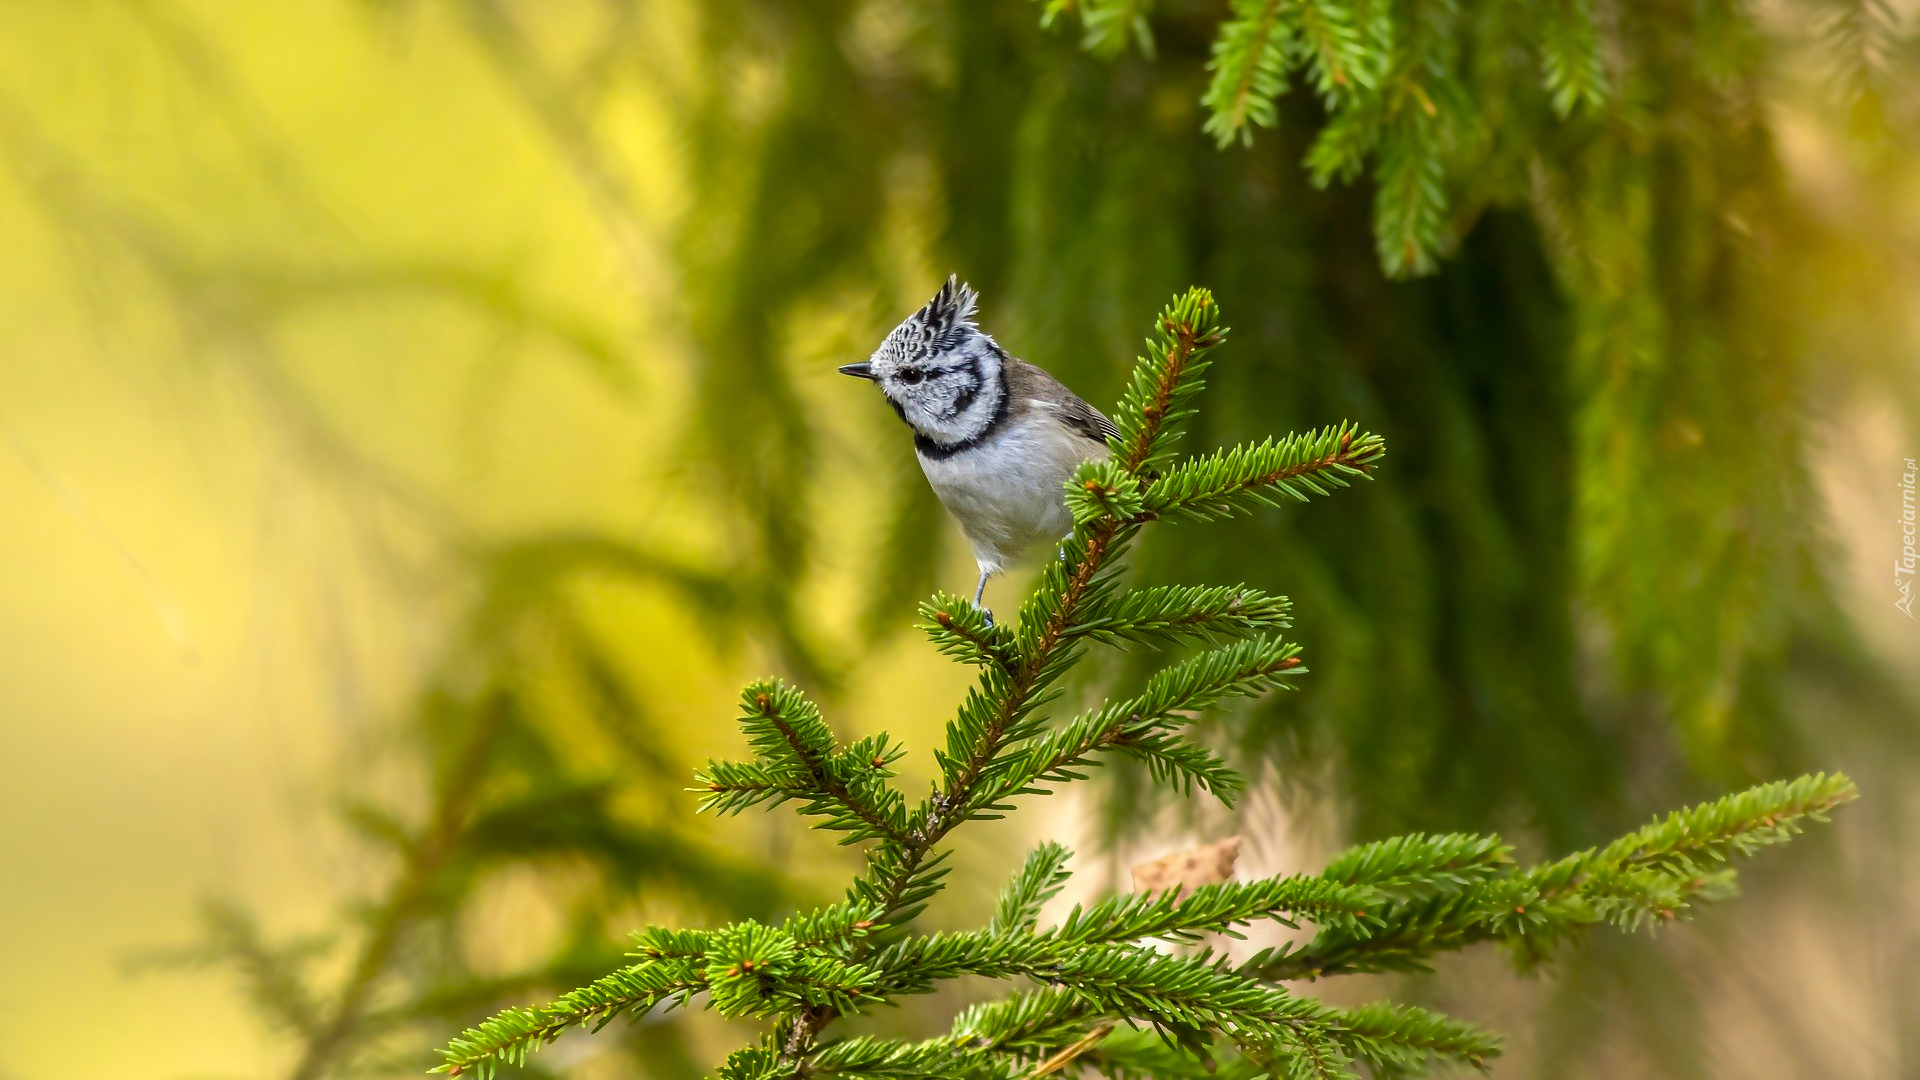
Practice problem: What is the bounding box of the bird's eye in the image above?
[898,368,925,385]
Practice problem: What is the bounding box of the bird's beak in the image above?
[837,361,876,380]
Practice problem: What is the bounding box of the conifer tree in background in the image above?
[434,291,1856,1080]
[661,0,1917,847]
[149,537,805,1079]
[0,72,811,1076]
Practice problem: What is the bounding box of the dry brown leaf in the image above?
[1129,835,1241,897]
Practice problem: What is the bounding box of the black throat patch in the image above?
[914,359,1009,460]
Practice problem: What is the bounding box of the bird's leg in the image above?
[973,567,993,626]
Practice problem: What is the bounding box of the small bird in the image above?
[840,276,1117,613]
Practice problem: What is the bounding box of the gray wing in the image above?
[1008,359,1119,446]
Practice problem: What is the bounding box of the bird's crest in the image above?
[914,275,980,339]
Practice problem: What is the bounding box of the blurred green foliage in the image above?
[663,0,1920,846]
[0,0,1915,1077]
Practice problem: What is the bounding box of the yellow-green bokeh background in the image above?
[0,4,771,1074]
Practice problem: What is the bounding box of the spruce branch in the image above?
[806,1035,1004,1078]
[991,842,1076,935]
[1054,0,1643,274]
[1244,888,1493,982]
[780,903,885,955]
[1202,0,1293,147]
[942,950,1495,1075]
[1339,1001,1502,1074]
[1077,1026,1261,1078]
[1079,0,1158,59]
[1065,458,1147,526]
[1068,584,1293,649]
[697,680,910,847]
[1820,0,1902,122]
[998,946,1329,1045]
[988,636,1306,809]
[1143,424,1387,522]
[1246,773,1859,980]
[1319,832,1513,899]
[1372,108,1448,278]
[921,593,1017,669]
[435,949,708,1077]
[1540,0,1608,116]
[1109,288,1227,474]
[301,691,507,1080]
[169,901,329,1038]
[1048,873,1374,944]
[433,289,1852,1080]
[1560,771,1857,883]
[1305,101,1381,187]
[1297,0,1375,103]
[950,986,1108,1056]
[858,873,1370,998]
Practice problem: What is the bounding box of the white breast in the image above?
[917,408,1108,575]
